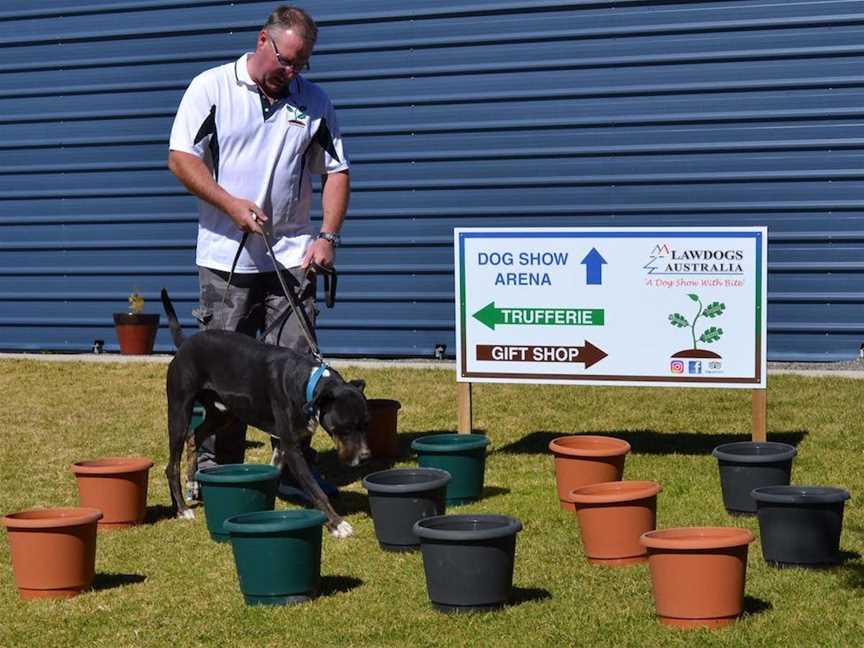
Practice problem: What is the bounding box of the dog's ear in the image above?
[349,379,366,394]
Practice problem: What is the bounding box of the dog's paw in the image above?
[176,509,196,521]
[329,520,353,538]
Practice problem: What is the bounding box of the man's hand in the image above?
[226,198,268,235]
[302,236,335,270]
[167,151,268,235]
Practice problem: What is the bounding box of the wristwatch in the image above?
[316,231,341,247]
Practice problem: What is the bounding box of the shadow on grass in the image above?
[480,485,510,500]
[319,575,363,598]
[836,552,864,589]
[334,491,369,517]
[144,504,176,525]
[508,586,552,607]
[742,595,772,617]
[496,430,808,456]
[92,572,147,591]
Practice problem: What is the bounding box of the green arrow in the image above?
[473,302,505,330]
[472,302,604,330]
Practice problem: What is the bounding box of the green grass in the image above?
[1,359,863,647]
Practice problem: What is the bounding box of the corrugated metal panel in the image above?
[0,0,862,360]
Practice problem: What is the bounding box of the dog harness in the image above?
[304,363,330,421]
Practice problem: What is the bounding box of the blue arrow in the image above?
[581,248,607,285]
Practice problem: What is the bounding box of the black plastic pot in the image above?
[362,468,450,552]
[413,514,522,613]
[712,442,797,514]
[752,485,851,567]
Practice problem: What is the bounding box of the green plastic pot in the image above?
[195,464,279,542]
[189,404,206,432]
[224,509,327,606]
[411,434,490,505]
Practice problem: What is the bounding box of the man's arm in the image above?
[302,170,350,269]
[167,150,266,234]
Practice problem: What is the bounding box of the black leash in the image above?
[257,226,323,362]
[220,217,332,363]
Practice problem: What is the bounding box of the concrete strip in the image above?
[2,353,863,377]
[0,352,455,371]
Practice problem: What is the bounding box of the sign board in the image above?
[455,227,767,388]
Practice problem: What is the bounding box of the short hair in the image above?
[263,5,318,48]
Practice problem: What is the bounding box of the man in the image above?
[168,5,349,476]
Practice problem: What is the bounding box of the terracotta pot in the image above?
[548,435,630,510]
[569,480,661,566]
[72,457,154,529]
[366,399,401,460]
[112,312,159,355]
[640,527,755,629]
[2,507,102,600]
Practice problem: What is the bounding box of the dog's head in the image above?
[316,378,370,466]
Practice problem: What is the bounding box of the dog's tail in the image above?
[160,288,186,349]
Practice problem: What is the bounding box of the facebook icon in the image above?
[688,361,702,374]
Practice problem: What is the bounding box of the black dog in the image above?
[160,289,369,537]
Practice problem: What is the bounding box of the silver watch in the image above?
[316,232,341,247]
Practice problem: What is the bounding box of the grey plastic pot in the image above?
[712,442,796,514]
[413,514,522,613]
[752,485,851,567]
[362,468,450,552]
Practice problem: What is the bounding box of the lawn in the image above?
[1,359,863,647]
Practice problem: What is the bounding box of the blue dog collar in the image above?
[304,363,330,420]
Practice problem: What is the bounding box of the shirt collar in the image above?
[234,53,257,89]
[234,52,297,98]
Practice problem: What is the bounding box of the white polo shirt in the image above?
[169,54,349,272]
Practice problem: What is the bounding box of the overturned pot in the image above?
[570,480,661,566]
[549,435,630,510]
[362,467,450,552]
[712,441,796,515]
[72,457,153,529]
[753,485,851,567]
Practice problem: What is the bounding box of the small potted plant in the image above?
[113,290,160,355]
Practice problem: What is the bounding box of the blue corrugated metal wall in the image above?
[0,0,862,360]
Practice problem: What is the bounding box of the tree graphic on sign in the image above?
[668,293,725,357]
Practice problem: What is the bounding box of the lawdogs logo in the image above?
[644,243,744,275]
[288,104,309,127]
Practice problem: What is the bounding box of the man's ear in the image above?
[349,379,366,394]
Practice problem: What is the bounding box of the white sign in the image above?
[454,227,767,388]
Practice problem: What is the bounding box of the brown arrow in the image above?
[476,342,608,368]
[578,341,608,368]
